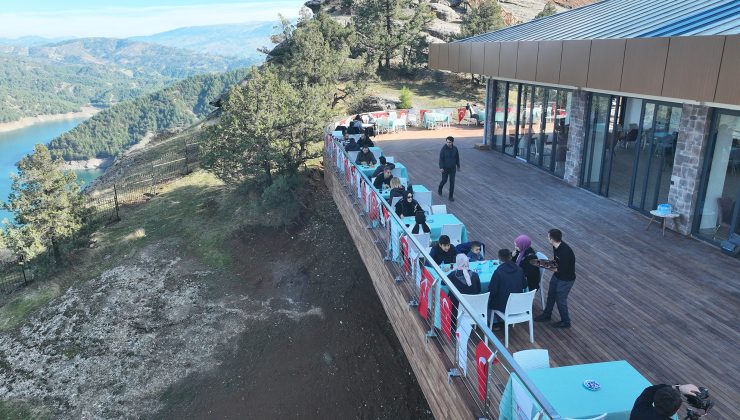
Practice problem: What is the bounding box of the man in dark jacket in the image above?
[357,133,374,148]
[373,166,393,190]
[395,190,421,217]
[630,384,700,420]
[438,136,460,202]
[371,157,395,179]
[488,249,527,330]
[428,235,458,265]
[355,146,377,165]
[345,137,360,152]
[534,228,576,328]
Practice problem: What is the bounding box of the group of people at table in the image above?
[337,127,707,420]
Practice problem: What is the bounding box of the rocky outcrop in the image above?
[348,96,399,115]
[428,3,461,22]
[426,18,461,40]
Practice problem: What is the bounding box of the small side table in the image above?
[646,210,680,236]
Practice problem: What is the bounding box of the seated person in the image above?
[466,102,480,124]
[411,209,430,234]
[447,253,481,332]
[487,249,527,330]
[344,137,360,152]
[395,191,420,217]
[388,177,405,203]
[630,384,700,420]
[429,235,458,265]
[373,167,393,190]
[467,241,484,262]
[341,131,350,144]
[355,146,377,166]
[357,133,374,148]
[371,157,396,178]
[512,234,540,292]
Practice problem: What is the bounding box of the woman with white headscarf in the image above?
[446,253,481,332]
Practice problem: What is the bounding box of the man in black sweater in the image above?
[630,383,700,420]
[373,166,393,190]
[428,235,458,265]
[534,229,576,328]
[438,136,460,202]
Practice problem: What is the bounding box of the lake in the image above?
[0,118,102,223]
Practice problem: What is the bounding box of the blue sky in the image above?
[0,0,306,38]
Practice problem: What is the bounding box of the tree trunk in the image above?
[263,161,273,186]
[384,0,392,70]
[51,237,61,265]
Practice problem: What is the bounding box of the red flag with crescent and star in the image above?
[369,191,379,221]
[344,156,350,183]
[475,341,493,402]
[350,165,357,189]
[400,235,410,275]
[440,290,452,340]
[419,267,433,319]
[361,178,367,208]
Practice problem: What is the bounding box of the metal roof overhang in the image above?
[428,34,740,108]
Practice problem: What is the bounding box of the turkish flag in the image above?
[475,341,493,402]
[369,191,379,221]
[350,165,357,188]
[440,290,452,340]
[458,108,467,122]
[360,178,367,206]
[344,157,350,183]
[400,236,410,275]
[419,267,433,319]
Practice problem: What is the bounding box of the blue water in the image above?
[0,118,102,224]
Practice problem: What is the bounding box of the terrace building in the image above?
[428,0,740,253]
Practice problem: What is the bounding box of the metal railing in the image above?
[323,131,560,419]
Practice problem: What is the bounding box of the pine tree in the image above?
[2,144,85,264]
[353,0,434,71]
[459,0,505,39]
[535,2,558,19]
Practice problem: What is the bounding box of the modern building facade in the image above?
[428,0,740,251]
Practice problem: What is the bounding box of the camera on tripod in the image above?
[684,387,713,420]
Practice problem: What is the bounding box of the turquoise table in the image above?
[499,361,652,420]
[399,213,467,243]
[424,112,449,129]
[369,146,383,157]
[381,184,429,201]
[359,161,408,179]
[429,260,500,329]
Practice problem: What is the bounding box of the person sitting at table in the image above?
[487,249,527,330]
[411,209,430,234]
[345,137,360,152]
[348,115,363,134]
[512,234,540,292]
[630,383,700,420]
[358,133,374,148]
[447,253,482,332]
[373,166,393,190]
[371,157,395,179]
[387,177,406,203]
[355,145,377,166]
[341,131,350,144]
[467,241,484,262]
[429,235,457,265]
[395,190,420,217]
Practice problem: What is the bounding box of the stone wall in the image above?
[667,104,712,235]
[483,79,494,146]
[563,90,589,186]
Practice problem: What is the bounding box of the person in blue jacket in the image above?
[488,249,527,330]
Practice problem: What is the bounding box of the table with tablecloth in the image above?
[499,360,652,420]
[424,112,450,129]
[477,110,486,125]
[388,213,467,261]
[428,260,500,329]
[358,161,408,179]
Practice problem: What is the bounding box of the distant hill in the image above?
[48,68,251,161]
[131,22,278,61]
[0,36,70,47]
[5,38,254,78]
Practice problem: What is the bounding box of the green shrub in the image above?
[398,87,413,109]
[259,174,304,227]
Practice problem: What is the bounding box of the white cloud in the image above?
[0,1,305,38]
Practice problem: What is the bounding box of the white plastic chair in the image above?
[535,251,548,309]
[512,349,550,371]
[459,292,490,328]
[348,151,359,162]
[413,233,431,248]
[415,191,432,213]
[431,204,447,215]
[492,290,536,348]
[385,156,395,163]
[440,224,464,246]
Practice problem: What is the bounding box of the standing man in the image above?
[438,136,460,202]
[534,229,576,328]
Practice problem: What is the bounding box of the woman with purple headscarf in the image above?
[513,234,540,292]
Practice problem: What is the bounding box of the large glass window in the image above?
[695,111,740,242]
[492,81,506,152]
[505,83,519,156]
[582,94,611,194]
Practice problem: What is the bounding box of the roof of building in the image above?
[457,0,740,42]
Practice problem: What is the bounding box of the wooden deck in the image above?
[374,126,740,419]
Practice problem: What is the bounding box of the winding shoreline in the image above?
[0,106,101,133]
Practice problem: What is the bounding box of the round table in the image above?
[645,210,680,236]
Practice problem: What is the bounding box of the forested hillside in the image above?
[0,38,254,123]
[47,68,251,160]
[0,55,168,123]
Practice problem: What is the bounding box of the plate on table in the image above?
[583,379,601,391]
